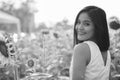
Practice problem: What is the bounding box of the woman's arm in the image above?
[70,43,90,80]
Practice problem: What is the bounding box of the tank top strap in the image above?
[83,41,100,55]
[83,41,102,66]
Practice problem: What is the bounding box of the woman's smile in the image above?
[77,31,86,35]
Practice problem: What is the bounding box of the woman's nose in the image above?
[77,25,84,30]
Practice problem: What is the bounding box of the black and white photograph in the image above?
[0,0,120,80]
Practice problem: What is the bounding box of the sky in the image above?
[34,0,120,26]
[1,0,120,27]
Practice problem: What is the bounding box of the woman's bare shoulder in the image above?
[74,43,91,64]
[74,43,90,52]
[74,43,90,58]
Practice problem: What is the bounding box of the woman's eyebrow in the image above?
[83,20,92,23]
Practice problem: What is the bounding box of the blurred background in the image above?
[0,0,120,80]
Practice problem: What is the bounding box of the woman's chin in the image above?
[78,36,87,41]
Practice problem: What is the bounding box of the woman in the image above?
[70,6,111,80]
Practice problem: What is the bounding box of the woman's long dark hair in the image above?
[73,6,110,52]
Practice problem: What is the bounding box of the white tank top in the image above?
[84,41,111,80]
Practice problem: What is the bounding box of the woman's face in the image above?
[75,12,95,41]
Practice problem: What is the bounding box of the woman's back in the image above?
[84,41,111,80]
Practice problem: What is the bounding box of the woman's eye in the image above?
[84,23,90,26]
